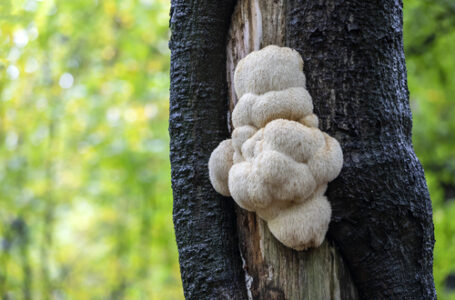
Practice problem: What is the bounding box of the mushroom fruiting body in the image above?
[208,45,343,251]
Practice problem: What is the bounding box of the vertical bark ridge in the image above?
[169,1,247,299]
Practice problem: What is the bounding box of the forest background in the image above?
[0,0,454,299]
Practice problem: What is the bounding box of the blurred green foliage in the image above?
[0,0,182,299]
[0,0,453,299]
[404,0,455,299]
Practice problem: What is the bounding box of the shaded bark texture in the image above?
[169,1,247,299]
[169,0,436,299]
[286,0,435,299]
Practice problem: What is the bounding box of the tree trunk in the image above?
[169,0,436,299]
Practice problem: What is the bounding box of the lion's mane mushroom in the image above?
[208,45,343,250]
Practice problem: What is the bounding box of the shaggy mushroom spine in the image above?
[208,45,343,251]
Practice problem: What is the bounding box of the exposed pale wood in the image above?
[226,1,358,299]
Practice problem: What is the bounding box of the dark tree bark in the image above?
[285,1,435,298]
[169,0,435,299]
[168,1,247,299]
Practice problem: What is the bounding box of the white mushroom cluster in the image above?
[209,45,343,250]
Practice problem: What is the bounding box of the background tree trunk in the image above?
[169,0,436,299]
